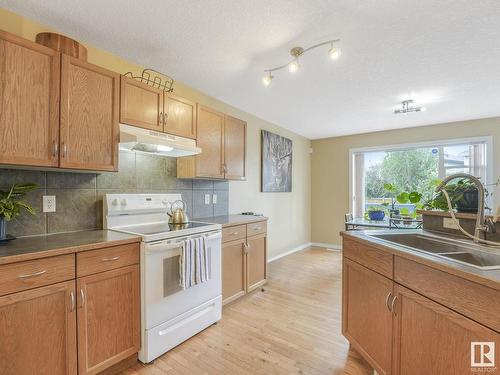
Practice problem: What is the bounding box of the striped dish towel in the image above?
[179,236,210,289]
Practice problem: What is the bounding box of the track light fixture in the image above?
[262,39,341,86]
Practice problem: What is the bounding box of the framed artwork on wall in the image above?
[261,130,293,192]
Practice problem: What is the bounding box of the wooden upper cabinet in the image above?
[0,281,77,375]
[392,285,500,375]
[77,265,140,375]
[60,55,119,171]
[195,105,225,178]
[0,30,60,167]
[342,258,393,375]
[120,75,163,132]
[164,93,196,138]
[224,115,246,180]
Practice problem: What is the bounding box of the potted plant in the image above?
[366,206,386,221]
[0,183,37,241]
[383,183,400,215]
[424,178,479,213]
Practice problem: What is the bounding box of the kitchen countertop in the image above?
[0,230,141,265]
[195,214,268,227]
[342,229,500,291]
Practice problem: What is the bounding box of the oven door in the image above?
[142,230,221,330]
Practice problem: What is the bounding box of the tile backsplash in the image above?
[0,151,228,238]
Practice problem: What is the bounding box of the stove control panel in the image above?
[104,193,183,215]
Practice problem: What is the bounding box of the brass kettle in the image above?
[166,200,189,225]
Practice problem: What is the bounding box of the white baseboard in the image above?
[311,242,342,251]
[267,242,342,263]
[267,243,311,263]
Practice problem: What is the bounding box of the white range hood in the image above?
[119,123,201,157]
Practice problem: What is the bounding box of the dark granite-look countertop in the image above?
[195,214,268,227]
[0,230,141,265]
[342,229,500,290]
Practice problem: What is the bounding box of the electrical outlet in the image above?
[443,217,460,230]
[43,195,56,213]
[212,194,217,204]
[204,194,210,205]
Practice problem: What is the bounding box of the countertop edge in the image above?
[0,234,142,265]
[341,230,500,291]
[196,215,269,228]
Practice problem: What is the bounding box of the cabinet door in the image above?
[0,31,60,167]
[342,258,393,375]
[60,55,119,171]
[195,105,225,178]
[222,239,246,304]
[77,265,140,375]
[224,115,246,180]
[393,285,500,375]
[246,234,267,293]
[0,281,77,375]
[164,93,196,138]
[120,75,163,131]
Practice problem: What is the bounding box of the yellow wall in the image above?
[311,117,500,246]
[0,7,311,258]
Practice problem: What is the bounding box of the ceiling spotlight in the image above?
[394,100,426,115]
[289,59,300,73]
[261,38,341,85]
[262,72,273,86]
[328,46,341,60]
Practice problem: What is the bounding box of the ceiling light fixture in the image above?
[394,100,426,115]
[262,39,341,85]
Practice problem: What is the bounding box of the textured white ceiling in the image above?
[3,0,500,139]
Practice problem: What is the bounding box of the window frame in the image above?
[348,136,494,216]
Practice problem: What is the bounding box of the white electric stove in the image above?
[103,193,222,363]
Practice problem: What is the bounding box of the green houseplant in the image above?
[423,178,478,212]
[0,183,37,240]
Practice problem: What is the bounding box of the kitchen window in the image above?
[349,137,493,218]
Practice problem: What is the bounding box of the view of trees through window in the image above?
[354,141,488,217]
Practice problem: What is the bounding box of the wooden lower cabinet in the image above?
[222,221,268,305]
[222,238,246,303]
[0,281,77,375]
[393,285,500,375]
[77,265,140,375]
[342,236,500,375]
[342,258,393,375]
[246,234,267,292]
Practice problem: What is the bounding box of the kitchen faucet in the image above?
[435,173,496,243]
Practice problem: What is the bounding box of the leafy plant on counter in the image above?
[383,183,424,217]
[0,183,37,221]
[423,178,477,212]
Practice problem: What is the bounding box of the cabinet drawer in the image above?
[247,221,267,237]
[395,256,500,332]
[342,237,393,279]
[77,243,140,277]
[222,225,246,243]
[0,254,75,296]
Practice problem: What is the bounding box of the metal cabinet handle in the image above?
[53,141,59,157]
[390,295,398,315]
[102,256,120,262]
[61,143,67,158]
[243,243,250,254]
[18,270,47,279]
[231,232,239,236]
[385,292,393,312]
[80,289,85,308]
[253,227,261,231]
[70,291,76,312]
[159,112,164,124]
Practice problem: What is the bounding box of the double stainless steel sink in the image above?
[369,232,500,270]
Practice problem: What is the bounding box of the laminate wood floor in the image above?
[124,247,373,375]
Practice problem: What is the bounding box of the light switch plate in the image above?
[43,195,56,213]
[204,194,210,205]
[443,217,460,230]
[212,194,217,204]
